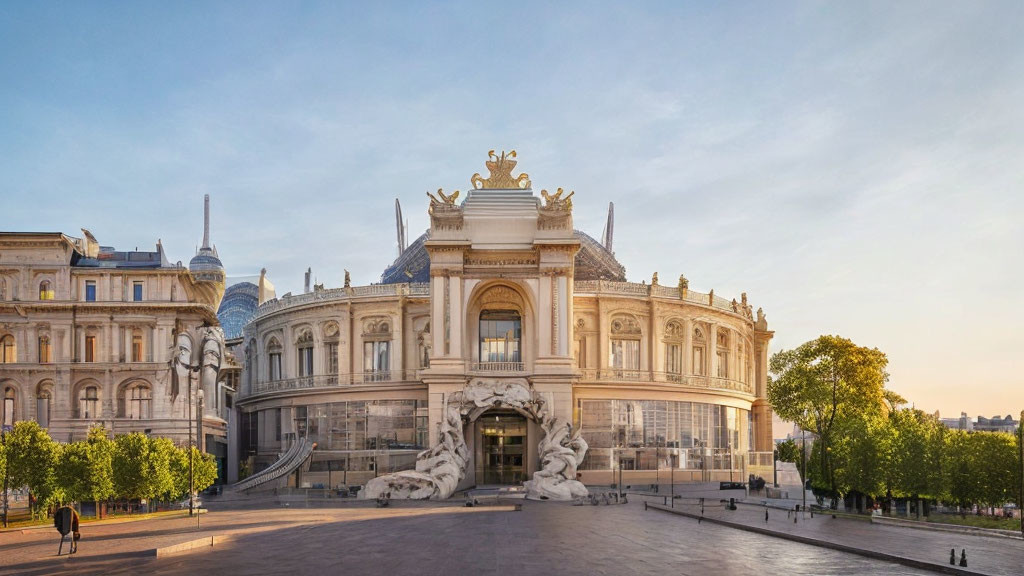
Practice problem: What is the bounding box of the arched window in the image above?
[79,385,100,419]
[39,280,54,300]
[322,323,340,375]
[38,335,52,363]
[118,381,151,419]
[36,382,53,428]
[716,330,729,378]
[2,385,16,427]
[267,338,283,381]
[0,335,15,363]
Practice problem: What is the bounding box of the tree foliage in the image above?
[769,335,891,495]
[3,421,59,515]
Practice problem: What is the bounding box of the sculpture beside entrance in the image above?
[361,381,588,501]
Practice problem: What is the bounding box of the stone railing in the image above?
[573,280,751,319]
[248,369,417,396]
[470,361,526,373]
[576,369,754,395]
[255,283,430,318]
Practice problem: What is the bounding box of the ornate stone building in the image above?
[0,197,227,462]
[234,152,775,494]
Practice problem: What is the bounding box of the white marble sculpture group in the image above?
[362,381,588,501]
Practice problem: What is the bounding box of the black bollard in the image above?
[765,509,769,523]
[794,516,798,523]
[959,549,967,567]
[950,549,956,565]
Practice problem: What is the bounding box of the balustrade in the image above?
[576,369,754,394]
[250,369,415,396]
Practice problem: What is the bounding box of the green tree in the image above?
[3,421,58,518]
[112,433,173,507]
[942,429,976,513]
[888,408,945,514]
[168,445,218,501]
[833,414,891,506]
[769,335,893,498]
[54,427,114,514]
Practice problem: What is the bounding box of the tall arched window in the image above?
[118,381,152,419]
[362,319,392,381]
[38,280,54,300]
[2,386,16,427]
[716,330,729,378]
[0,335,15,363]
[79,385,100,419]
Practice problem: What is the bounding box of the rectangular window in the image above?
[478,311,522,364]
[133,281,143,302]
[717,351,728,378]
[36,396,50,428]
[574,339,584,368]
[85,336,96,362]
[39,337,52,363]
[326,342,339,374]
[363,341,390,380]
[298,346,314,376]
[609,339,640,370]
[692,347,706,375]
[269,352,282,380]
[131,333,144,362]
[85,281,96,302]
[666,344,681,374]
[2,397,13,427]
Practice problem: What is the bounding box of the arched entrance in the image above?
[362,380,588,501]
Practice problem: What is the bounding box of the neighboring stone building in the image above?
[937,412,1018,433]
[0,197,227,456]
[234,152,775,492]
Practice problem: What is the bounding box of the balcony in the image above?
[470,361,525,373]
[249,369,417,396]
[575,369,754,395]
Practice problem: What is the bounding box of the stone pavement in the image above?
[0,498,954,576]
[642,495,1024,576]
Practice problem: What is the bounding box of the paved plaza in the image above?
[4,493,1020,576]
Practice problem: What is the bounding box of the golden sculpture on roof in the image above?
[541,187,574,211]
[471,150,531,189]
[427,188,460,206]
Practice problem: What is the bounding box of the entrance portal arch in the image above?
[363,380,588,501]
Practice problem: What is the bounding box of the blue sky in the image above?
[2,1,1022,418]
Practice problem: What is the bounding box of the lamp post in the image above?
[728,442,734,484]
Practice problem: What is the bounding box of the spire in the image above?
[202,194,211,249]
[304,267,311,293]
[601,202,615,253]
[395,198,405,257]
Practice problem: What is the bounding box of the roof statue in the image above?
[471,150,531,190]
[541,188,574,211]
[426,188,460,207]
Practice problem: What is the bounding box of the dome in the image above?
[189,248,224,273]
[217,281,259,339]
[380,229,625,284]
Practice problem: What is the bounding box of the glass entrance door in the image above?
[477,412,526,485]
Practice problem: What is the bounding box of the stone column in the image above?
[683,318,693,375]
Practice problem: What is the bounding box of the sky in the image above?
[2,2,1022,420]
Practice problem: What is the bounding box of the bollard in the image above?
[959,549,967,567]
[950,548,956,565]
[644,501,648,511]
[765,509,769,523]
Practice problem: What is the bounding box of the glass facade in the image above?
[479,310,521,363]
[295,399,428,452]
[577,399,749,471]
